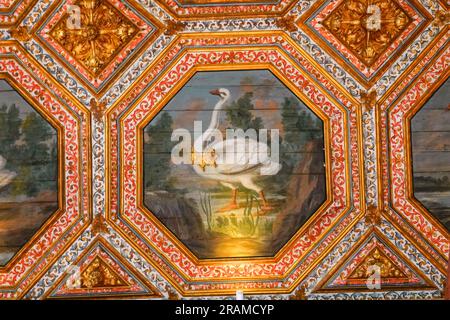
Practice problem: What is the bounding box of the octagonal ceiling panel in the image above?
[411,77,450,231]
[0,44,90,299]
[385,42,449,259]
[107,37,356,295]
[0,0,447,300]
[0,79,58,266]
[143,69,326,259]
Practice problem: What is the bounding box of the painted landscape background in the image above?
[143,70,326,259]
[412,78,450,231]
[0,80,58,266]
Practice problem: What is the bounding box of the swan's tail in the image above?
[260,160,282,176]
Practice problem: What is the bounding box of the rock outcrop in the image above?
[144,191,206,241]
[271,140,326,251]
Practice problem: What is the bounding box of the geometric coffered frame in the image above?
[299,0,432,88]
[382,53,450,259]
[45,238,162,299]
[380,35,449,273]
[0,43,90,299]
[0,0,447,300]
[410,78,450,231]
[314,231,436,293]
[107,32,360,296]
[0,77,59,267]
[34,0,163,96]
[304,218,446,299]
[0,0,35,27]
[157,0,298,19]
[141,68,328,260]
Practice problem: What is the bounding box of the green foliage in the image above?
[263,97,323,192]
[144,111,175,191]
[215,216,229,228]
[0,103,21,166]
[237,193,260,237]
[0,103,57,197]
[225,92,264,131]
[280,97,322,169]
[200,192,213,231]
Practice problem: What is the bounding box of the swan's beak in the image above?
[209,89,221,96]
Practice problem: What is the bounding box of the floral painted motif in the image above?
[50,0,138,75]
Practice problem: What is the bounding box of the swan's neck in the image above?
[194,97,227,151]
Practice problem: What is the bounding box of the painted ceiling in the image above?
[0,0,448,299]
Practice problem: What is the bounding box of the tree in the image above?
[0,103,22,170]
[279,97,323,180]
[225,92,263,131]
[12,112,55,197]
[281,98,311,169]
[144,111,174,191]
[281,97,300,147]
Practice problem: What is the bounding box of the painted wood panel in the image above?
[143,70,326,259]
[411,78,450,231]
[0,80,58,266]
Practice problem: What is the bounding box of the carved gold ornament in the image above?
[49,0,138,75]
[364,204,386,226]
[90,98,107,121]
[91,214,109,235]
[349,248,408,279]
[164,20,186,35]
[322,0,411,66]
[275,15,298,32]
[81,257,126,289]
[361,90,377,112]
[289,284,308,300]
[433,10,450,27]
[10,26,32,41]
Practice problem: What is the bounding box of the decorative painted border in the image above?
[0,0,34,26]
[0,44,90,298]
[299,0,432,87]
[106,33,364,295]
[35,0,160,93]
[0,0,446,300]
[156,0,296,18]
[386,42,449,256]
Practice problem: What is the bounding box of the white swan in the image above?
[0,155,16,190]
[191,88,281,213]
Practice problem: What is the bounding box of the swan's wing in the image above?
[207,139,268,175]
[214,160,262,175]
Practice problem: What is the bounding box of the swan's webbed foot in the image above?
[257,191,276,215]
[217,188,239,212]
[258,204,275,215]
[217,202,240,212]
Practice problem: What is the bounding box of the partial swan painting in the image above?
[0,156,16,190]
[0,79,58,266]
[412,78,450,230]
[143,70,326,259]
